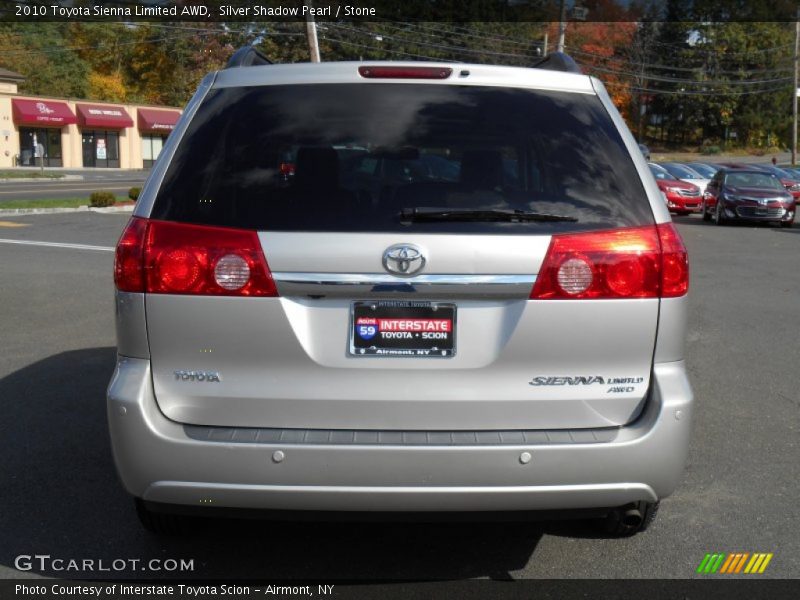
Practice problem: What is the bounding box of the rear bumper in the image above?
[107,358,693,512]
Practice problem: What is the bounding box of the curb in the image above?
[0,205,134,216]
[0,175,83,182]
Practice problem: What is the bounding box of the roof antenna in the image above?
[531,52,582,74]
[225,46,273,68]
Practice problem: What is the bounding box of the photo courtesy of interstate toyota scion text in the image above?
[108,48,692,536]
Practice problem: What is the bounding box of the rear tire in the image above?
[702,200,712,221]
[135,498,194,535]
[602,501,659,537]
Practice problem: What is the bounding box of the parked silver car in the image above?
[658,162,711,195]
[108,50,693,536]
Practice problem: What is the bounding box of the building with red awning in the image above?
[0,68,182,169]
[137,108,181,133]
[76,104,134,129]
[12,99,78,126]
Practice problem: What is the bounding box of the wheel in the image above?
[702,200,712,221]
[714,200,726,226]
[135,498,194,535]
[602,501,659,537]
[781,219,794,228]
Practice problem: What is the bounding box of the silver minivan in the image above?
[108,51,692,536]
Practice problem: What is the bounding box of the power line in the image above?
[572,44,794,67]
[0,28,226,57]
[383,20,543,50]
[319,34,455,62]
[602,79,791,96]
[329,23,794,87]
[576,60,793,86]
[342,22,795,79]
[327,23,537,61]
[570,48,793,75]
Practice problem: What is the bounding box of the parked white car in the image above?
[658,162,710,195]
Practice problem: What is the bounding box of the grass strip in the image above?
[0,197,128,209]
[0,170,65,179]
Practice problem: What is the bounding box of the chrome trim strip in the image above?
[272,272,536,286]
[735,207,785,218]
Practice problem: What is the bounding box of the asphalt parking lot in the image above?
[0,212,798,580]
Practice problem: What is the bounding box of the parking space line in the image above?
[0,221,30,228]
[0,238,114,252]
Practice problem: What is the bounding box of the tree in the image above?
[566,21,638,119]
[627,19,661,141]
[0,23,88,98]
[87,72,127,102]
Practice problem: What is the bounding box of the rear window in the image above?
[151,83,654,233]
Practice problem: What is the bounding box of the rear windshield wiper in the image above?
[399,207,578,223]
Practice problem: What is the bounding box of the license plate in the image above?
[350,301,456,357]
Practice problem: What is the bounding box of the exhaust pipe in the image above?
[621,507,643,528]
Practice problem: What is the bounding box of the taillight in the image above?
[358,66,453,79]
[657,222,689,297]
[113,218,278,297]
[530,224,688,300]
[114,217,147,292]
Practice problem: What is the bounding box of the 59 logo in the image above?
[357,324,377,340]
[355,315,379,340]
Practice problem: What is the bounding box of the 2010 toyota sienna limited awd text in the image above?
[108,50,693,536]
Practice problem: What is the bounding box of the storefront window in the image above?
[82,130,120,168]
[18,127,63,167]
[141,134,167,168]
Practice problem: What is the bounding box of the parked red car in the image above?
[648,163,702,214]
[717,162,800,200]
[701,168,795,227]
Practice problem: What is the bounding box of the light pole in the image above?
[556,1,588,54]
[305,1,320,63]
[556,0,567,53]
[793,9,799,165]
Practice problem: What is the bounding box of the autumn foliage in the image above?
[548,21,637,121]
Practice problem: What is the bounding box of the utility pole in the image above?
[793,8,799,165]
[556,0,567,53]
[543,31,548,56]
[305,1,321,63]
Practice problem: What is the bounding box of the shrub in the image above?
[89,191,116,207]
[128,187,141,201]
[701,145,721,155]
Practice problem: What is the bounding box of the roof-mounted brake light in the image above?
[358,66,453,80]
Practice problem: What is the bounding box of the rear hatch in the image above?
[139,74,667,431]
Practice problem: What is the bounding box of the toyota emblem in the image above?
[382,244,426,277]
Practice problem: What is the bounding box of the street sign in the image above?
[570,6,589,20]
